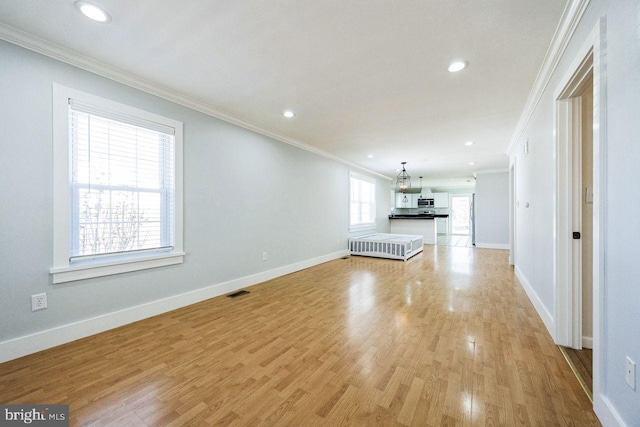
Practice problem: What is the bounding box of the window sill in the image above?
[50,252,185,284]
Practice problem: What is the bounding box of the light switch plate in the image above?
[585,187,593,204]
[626,356,636,390]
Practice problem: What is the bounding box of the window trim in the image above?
[348,171,376,233]
[51,84,184,284]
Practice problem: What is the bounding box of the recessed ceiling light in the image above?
[469,162,477,165]
[74,1,111,23]
[283,110,295,118]
[465,141,475,146]
[367,154,374,158]
[448,60,468,73]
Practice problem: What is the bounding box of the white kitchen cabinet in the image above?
[390,218,437,244]
[395,193,418,208]
[436,217,448,234]
[433,192,449,208]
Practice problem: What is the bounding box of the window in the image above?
[51,85,183,283]
[349,172,376,232]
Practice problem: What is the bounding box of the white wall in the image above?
[431,187,476,194]
[475,171,509,248]
[509,1,640,425]
[0,40,390,359]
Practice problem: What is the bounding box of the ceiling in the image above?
[0,0,568,188]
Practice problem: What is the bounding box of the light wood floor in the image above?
[562,346,593,398]
[436,234,473,247]
[0,246,599,426]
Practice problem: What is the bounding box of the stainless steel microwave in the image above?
[418,198,434,207]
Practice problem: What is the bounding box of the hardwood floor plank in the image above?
[397,376,425,425]
[0,246,599,426]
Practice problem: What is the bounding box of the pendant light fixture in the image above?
[396,162,411,193]
[419,177,423,198]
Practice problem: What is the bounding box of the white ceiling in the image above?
[0,0,568,188]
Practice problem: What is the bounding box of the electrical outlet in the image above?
[626,356,636,390]
[31,293,47,311]
[262,252,268,261]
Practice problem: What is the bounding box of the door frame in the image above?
[557,91,585,350]
[553,18,606,408]
[509,159,516,266]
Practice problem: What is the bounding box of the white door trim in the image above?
[553,17,610,422]
[555,95,573,347]
[509,160,516,266]
[571,95,583,350]
[554,27,595,345]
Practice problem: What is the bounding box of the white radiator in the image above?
[348,233,423,261]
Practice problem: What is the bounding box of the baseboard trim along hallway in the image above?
[0,249,349,364]
[514,266,555,338]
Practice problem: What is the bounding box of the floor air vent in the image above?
[227,290,250,298]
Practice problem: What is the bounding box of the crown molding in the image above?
[0,23,391,182]
[506,0,591,157]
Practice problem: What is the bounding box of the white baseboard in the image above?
[594,394,628,427]
[475,242,510,250]
[582,336,593,349]
[0,249,349,364]
[514,266,555,339]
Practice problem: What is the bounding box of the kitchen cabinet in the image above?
[433,192,449,208]
[436,217,448,234]
[395,193,418,208]
[394,193,405,208]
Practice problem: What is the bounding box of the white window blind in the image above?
[349,173,376,231]
[69,101,175,259]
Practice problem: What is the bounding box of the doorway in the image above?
[509,160,516,266]
[560,75,594,399]
[553,19,605,406]
[450,195,471,235]
[579,77,594,355]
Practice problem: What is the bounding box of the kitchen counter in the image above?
[388,214,449,219]
[389,216,440,244]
